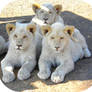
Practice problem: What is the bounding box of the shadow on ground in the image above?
[0,11,92,91]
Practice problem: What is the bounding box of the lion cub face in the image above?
[32,3,62,24]
[6,23,36,51]
[41,23,74,53]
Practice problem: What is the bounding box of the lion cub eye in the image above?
[14,34,17,38]
[51,37,55,39]
[23,35,27,39]
[60,37,64,39]
[49,11,52,14]
[41,10,44,13]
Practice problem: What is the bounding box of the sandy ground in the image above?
[0,0,92,92]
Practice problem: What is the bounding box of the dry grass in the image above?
[0,0,92,20]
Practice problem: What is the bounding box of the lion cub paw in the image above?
[2,72,15,83]
[51,72,64,83]
[84,48,91,58]
[37,71,51,80]
[17,69,30,80]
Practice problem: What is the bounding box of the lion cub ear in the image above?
[54,4,62,14]
[41,25,52,36]
[27,24,36,35]
[6,24,15,35]
[32,3,41,13]
[64,26,75,36]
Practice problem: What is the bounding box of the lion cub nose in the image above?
[17,45,22,48]
[55,46,60,51]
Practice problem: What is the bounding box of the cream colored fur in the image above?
[1,22,37,83]
[38,22,91,83]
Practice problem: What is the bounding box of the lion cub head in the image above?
[41,22,74,53]
[6,23,36,51]
[32,3,62,24]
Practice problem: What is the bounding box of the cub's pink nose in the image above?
[17,45,22,48]
[55,46,60,51]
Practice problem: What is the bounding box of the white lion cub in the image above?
[32,3,64,25]
[0,36,8,55]
[1,23,37,83]
[38,22,91,83]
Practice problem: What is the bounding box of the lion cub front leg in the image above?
[51,58,74,83]
[1,59,15,83]
[38,57,51,79]
[17,60,36,80]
